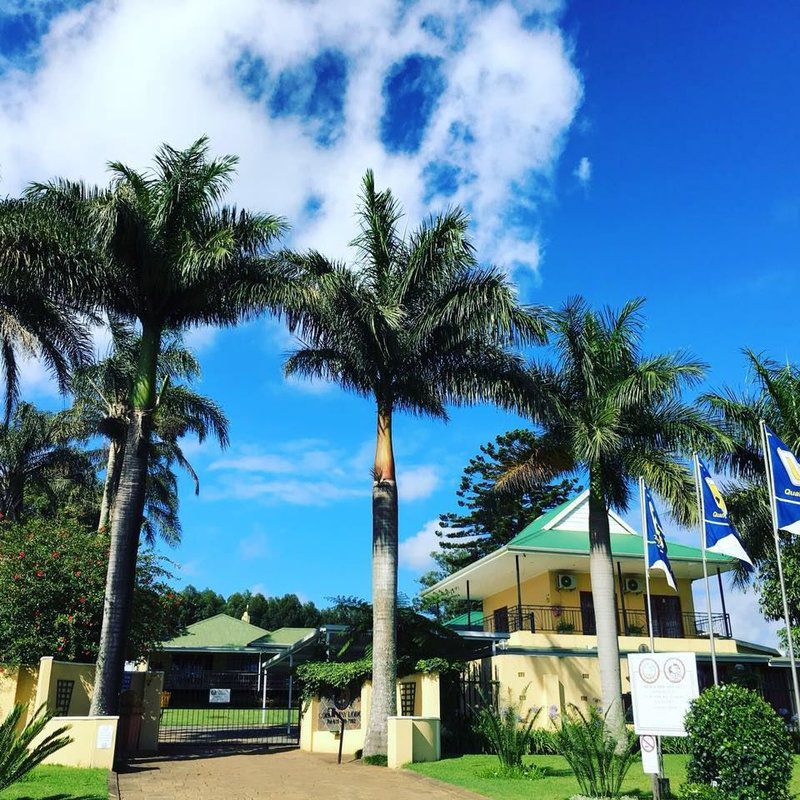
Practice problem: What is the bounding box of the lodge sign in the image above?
[318,684,361,730]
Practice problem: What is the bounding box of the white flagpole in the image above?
[760,420,800,718]
[640,477,663,795]
[694,453,718,685]
[640,477,656,654]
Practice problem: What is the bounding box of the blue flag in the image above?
[764,424,800,535]
[697,458,753,566]
[644,486,677,591]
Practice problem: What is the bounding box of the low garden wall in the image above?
[300,671,441,767]
[0,656,163,765]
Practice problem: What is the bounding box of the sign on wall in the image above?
[627,652,699,737]
[318,684,361,731]
[209,688,231,704]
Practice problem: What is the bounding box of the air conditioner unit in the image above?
[556,573,577,591]
[623,577,644,594]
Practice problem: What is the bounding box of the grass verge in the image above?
[0,765,107,800]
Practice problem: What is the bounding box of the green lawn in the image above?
[0,765,107,800]
[160,706,298,727]
[408,755,800,800]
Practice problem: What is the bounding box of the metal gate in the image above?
[439,661,498,755]
[158,668,300,748]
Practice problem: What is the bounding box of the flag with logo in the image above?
[764,424,800,535]
[644,485,677,590]
[697,457,753,566]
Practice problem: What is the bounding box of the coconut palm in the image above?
[497,297,717,743]
[70,322,228,541]
[702,351,800,576]
[0,198,94,420]
[284,170,547,755]
[29,137,292,715]
[0,401,90,521]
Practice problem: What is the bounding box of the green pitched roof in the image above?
[159,613,271,651]
[250,627,318,646]
[508,499,732,564]
[445,611,484,627]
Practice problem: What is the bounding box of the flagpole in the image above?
[760,420,800,719]
[640,477,656,654]
[694,453,718,685]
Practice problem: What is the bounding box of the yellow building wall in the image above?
[482,569,696,628]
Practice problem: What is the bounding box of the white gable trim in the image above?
[544,490,639,536]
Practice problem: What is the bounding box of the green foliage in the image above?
[423,429,578,584]
[528,727,560,755]
[362,754,388,767]
[475,762,547,781]
[295,658,373,705]
[0,515,179,664]
[552,704,637,798]
[474,688,540,770]
[679,784,729,800]
[660,736,691,755]
[685,683,792,800]
[0,705,71,791]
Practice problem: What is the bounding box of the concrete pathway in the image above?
[115,748,484,800]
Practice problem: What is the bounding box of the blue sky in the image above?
[0,0,797,646]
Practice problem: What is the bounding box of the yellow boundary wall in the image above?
[300,672,441,766]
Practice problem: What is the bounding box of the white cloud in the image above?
[0,0,582,280]
[183,325,219,353]
[574,155,592,186]
[238,529,269,559]
[399,464,440,501]
[207,437,440,506]
[400,518,444,571]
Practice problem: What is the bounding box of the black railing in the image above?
[475,604,731,639]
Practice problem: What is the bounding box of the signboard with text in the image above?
[318,684,361,731]
[209,688,231,704]
[628,652,699,737]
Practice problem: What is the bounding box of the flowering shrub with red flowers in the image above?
[0,515,181,665]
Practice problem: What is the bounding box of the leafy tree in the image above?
[0,515,179,664]
[0,197,93,420]
[173,585,225,627]
[284,171,545,755]
[429,428,578,574]
[70,323,228,543]
[28,137,291,714]
[498,297,717,743]
[0,402,93,522]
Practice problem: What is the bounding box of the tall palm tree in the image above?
[497,297,716,743]
[702,351,800,576]
[29,137,292,715]
[284,170,547,755]
[70,322,228,540]
[0,401,90,521]
[0,198,94,420]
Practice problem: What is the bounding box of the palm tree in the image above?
[702,351,800,574]
[29,137,292,715]
[0,401,90,521]
[0,198,94,420]
[284,170,546,755]
[497,297,716,743]
[70,322,228,541]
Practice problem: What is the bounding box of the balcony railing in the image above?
[473,604,731,640]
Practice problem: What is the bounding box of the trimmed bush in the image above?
[684,683,792,800]
[679,784,728,800]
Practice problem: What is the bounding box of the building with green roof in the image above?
[422,491,792,720]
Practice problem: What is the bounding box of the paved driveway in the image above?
[115,748,483,800]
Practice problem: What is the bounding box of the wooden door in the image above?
[651,595,683,638]
[493,606,509,633]
[580,591,596,635]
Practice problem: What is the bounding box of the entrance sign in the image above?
[628,652,699,736]
[209,688,231,704]
[640,735,659,774]
[318,684,361,731]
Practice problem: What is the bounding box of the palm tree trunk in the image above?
[90,326,161,716]
[588,468,626,745]
[363,404,398,757]
[98,437,123,532]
